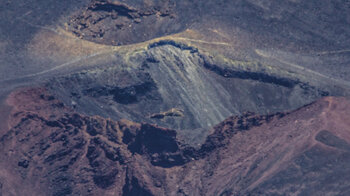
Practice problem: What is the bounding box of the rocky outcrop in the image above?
[67,0,184,45]
[149,108,184,119]
[2,88,350,195]
[197,112,286,156]
[0,88,274,195]
[2,0,350,195]
[0,88,192,195]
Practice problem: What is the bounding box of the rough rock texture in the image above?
[0,88,191,195]
[1,0,350,195]
[67,0,187,45]
[1,88,350,196]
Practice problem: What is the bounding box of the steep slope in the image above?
[1,87,350,196]
[1,1,350,195]
[2,0,350,120]
[179,96,350,195]
[44,40,349,131]
[0,88,191,196]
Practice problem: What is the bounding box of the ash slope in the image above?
[1,88,350,196]
[45,41,349,131]
[1,0,350,195]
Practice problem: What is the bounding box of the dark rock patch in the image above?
[18,159,29,168]
[93,169,119,189]
[122,176,154,196]
[316,130,350,151]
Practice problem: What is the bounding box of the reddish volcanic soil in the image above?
[0,87,350,195]
[0,95,12,134]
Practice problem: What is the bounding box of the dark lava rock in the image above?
[17,159,29,168]
[2,88,350,195]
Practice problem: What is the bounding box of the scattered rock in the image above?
[149,108,184,119]
[18,159,29,168]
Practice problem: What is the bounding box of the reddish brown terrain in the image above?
[2,0,350,195]
[1,87,349,196]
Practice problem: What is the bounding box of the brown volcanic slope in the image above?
[1,1,350,195]
[2,0,350,133]
[1,88,350,196]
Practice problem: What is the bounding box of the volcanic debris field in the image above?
[1,0,350,195]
